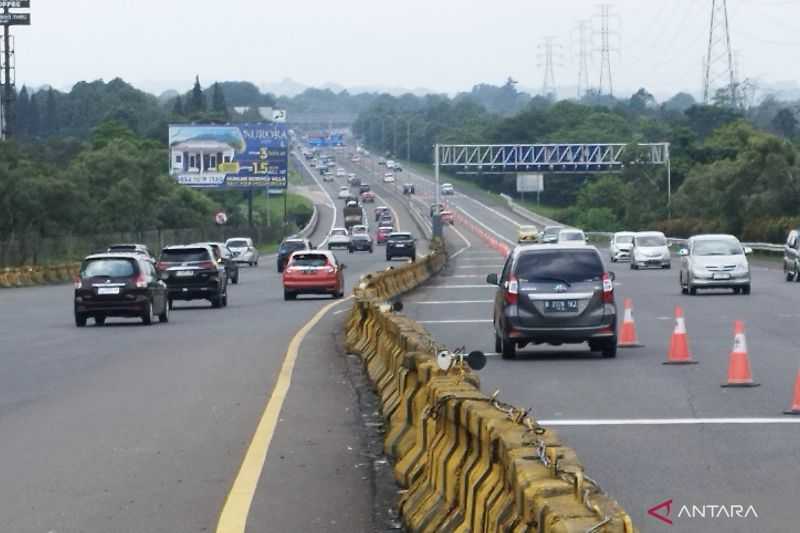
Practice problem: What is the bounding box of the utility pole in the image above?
[538,36,560,98]
[0,1,29,139]
[596,4,618,96]
[574,20,591,99]
[703,0,738,106]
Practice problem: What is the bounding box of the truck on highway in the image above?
[343,202,364,230]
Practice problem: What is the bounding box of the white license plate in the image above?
[394,244,405,247]
[712,273,731,280]
[97,287,120,295]
[176,270,194,277]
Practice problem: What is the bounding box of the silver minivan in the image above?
[679,234,752,295]
[630,231,671,269]
[487,244,618,359]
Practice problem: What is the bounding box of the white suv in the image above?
[225,237,260,266]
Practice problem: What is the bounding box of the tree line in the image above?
[354,85,800,241]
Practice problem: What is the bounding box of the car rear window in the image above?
[227,240,249,248]
[108,245,138,253]
[290,254,329,267]
[161,248,211,262]
[615,235,633,244]
[82,258,137,278]
[636,235,667,247]
[389,234,412,241]
[515,250,604,283]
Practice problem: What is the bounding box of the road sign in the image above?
[0,1,30,8]
[0,13,30,25]
[517,173,544,192]
[214,211,228,225]
[272,109,287,123]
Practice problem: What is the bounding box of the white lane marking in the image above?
[333,309,347,315]
[539,418,800,426]
[424,284,495,289]
[449,224,472,259]
[418,319,493,324]
[411,300,494,305]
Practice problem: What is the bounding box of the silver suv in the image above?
[487,244,618,359]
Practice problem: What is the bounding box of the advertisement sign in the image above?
[169,123,288,189]
[516,173,544,193]
[0,12,29,24]
[307,132,344,148]
[0,1,30,8]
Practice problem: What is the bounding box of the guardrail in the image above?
[345,241,636,532]
[499,194,785,254]
[295,203,319,239]
[0,264,80,289]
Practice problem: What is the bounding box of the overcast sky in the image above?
[21,0,800,99]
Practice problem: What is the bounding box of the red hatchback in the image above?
[282,250,345,300]
[376,225,393,245]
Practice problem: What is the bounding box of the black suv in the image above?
[157,245,229,308]
[277,238,312,272]
[487,244,617,359]
[74,253,169,327]
[386,232,416,261]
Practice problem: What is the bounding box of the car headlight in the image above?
[692,268,709,278]
[734,264,749,275]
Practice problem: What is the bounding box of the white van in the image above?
[631,231,671,269]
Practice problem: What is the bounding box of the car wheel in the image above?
[630,262,636,270]
[211,295,223,308]
[158,302,169,323]
[168,299,174,310]
[255,259,259,266]
[786,267,794,282]
[142,302,153,325]
[689,285,697,296]
[495,333,502,354]
[601,339,618,359]
[663,263,671,270]
[611,257,616,263]
[500,337,516,360]
[742,285,751,295]
[348,248,353,254]
[222,293,228,307]
[233,275,239,285]
[794,263,800,282]
[284,289,296,301]
[411,255,416,263]
[94,315,106,326]
[75,312,87,328]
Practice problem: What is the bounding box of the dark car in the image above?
[350,233,374,253]
[359,183,371,194]
[487,244,617,360]
[386,232,416,261]
[74,253,168,327]
[195,242,239,284]
[402,183,415,195]
[107,243,154,260]
[277,238,312,273]
[157,245,228,309]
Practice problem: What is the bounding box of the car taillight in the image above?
[199,261,216,269]
[602,273,614,303]
[135,273,148,288]
[73,277,82,289]
[324,266,336,274]
[504,275,519,305]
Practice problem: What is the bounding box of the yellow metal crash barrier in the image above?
[345,240,636,532]
[0,263,79,289]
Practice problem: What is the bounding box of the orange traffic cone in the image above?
[783,370,800,415]
[619,298,643,348]
[663,306,698,365]
[721,320,759,387]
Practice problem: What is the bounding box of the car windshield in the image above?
[693,239,743,256]
[353,234,370,241]
[290,254,329,267]
[280,241,306,253]
[389,234,412,241]
[615,235,633,244]
[561,232,584,241]
[636,235,667,247]
[161,248,210,262]
[515,250,604,283]
[82,258,136,278]
[227,240,249,248]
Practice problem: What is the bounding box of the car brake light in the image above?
[135,273,148,288]
[324,266,336,274]
[504,275,519,305]
[602,273,614,303]
[198,260,216,269]
[73,277,82,289]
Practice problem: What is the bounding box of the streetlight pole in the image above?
[666,143,672,220]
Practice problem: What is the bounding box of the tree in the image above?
[188,75,206,114]
[211,82,229,120]
[16,86,30,136]
[172,94,184,116]
[28,93,41,137]
[628,88,657,114]
[772,108,797,139]
[662,92,696,113]
[45,88,58,134]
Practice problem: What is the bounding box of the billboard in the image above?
[516,173,544,193]
[307,132,344,148]
[169,123,288,189]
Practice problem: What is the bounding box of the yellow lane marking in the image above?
[216,296,353,533]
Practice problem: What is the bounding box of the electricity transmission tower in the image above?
[574,20,591,99]
[703,0,738,106]
[538,37,561,97]
[596,4,618,96]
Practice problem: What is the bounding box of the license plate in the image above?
[303,269,315,275]
[394,244,405,248]
[544,300,578,312]
[97,287,120,295]
[712,273,731,280]
[176,270,194,277]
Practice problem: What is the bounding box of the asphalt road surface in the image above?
[0,151,424,533]
[378,154,800,532]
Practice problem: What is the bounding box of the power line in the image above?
[703,0,739,106]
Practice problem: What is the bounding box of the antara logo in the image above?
[648,499,758,525]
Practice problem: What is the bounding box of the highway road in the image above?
[0,152,424,533]
[359,153,800,532]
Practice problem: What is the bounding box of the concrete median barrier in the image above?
[345,240,636,532]
[0,263,79,289]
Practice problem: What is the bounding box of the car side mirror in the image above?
[679,248,689,256]
[486,273,499,285]
[744,247,753,255]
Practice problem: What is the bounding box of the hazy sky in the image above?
[20,0,800,98]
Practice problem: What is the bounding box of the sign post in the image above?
[1,0,29,139]
[516,173,544,205]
